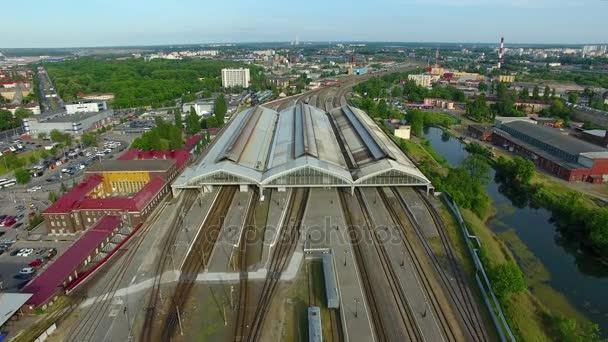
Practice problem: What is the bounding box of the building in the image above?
[580,129,608,148]
[22,109,114,136]
[496,75,516,83]
[22,216,122,312]
[172,104,431,196]
[84,159,179,192]
[353,67,368,75]
[182,99,214,117]
[79,93,115,102]
[266,75,291,88]
[424,98,455,110]
[0,293,33,330]
[65,99,107,114]
[468,125,494,142]
[394,125,411,140]
[408,74,432,87]
[493,121,608,183]
[221,68,251,88]
[0,102,41,115]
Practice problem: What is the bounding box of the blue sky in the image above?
[3,0,607,48]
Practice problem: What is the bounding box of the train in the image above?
[308,306,323,342]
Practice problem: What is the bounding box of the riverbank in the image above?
[393,124,604,340]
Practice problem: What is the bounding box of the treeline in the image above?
[131,117,184,151]
[524,71,608,89]
[44,58,265,108]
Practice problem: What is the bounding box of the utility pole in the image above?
[354,298,360,318]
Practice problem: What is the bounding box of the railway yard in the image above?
[48,68,492,342]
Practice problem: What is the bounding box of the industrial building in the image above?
[65,99,107,114]
[172,104,430,195]
[424,98,455,110]
[182,99,214,117]
[221,68,251,88]
[22,109,114,136]
[493,121,608,183]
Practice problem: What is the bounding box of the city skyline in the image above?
[2,0,608,48]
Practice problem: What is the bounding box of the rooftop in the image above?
[23,216,121,306]
[118,148,191,171]
[173,104,429,189]
[503,121,608,156]
[86,159,175,173]
[0,293,32,327]
[31,109,113,123]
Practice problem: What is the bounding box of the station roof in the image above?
[23,216,121,306]
[86,159,175,173]
[503,121,608,156]
[118,148,191,171]
[0,293,32,327]
[173,104,430,188]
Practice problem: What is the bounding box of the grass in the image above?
[0,149,49,175]
[11,296,76,342]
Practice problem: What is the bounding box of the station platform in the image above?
[396,187,438,238]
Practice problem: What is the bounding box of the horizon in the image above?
[2,0,608,48]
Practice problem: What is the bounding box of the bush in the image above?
[491,262,527,299]
[14,168,31,184]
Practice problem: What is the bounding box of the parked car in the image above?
[17,248,33,257]
[14,223,23,229]
[0,214,7,221]
[15,214,24,221]
[19,267,36,275]
[28,259,42,267]
[5,219,16,227]
[10,249,20,256]
[27,186,42,193]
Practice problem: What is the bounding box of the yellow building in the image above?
[85,159,176,194]
[497,75,516,83]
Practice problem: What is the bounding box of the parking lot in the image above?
[0,240,69,291]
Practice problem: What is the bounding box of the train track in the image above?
[64,191,174,342]
[409,189,489,341]
[149,186,237,341]
[355,189,424,341]
[378,187,465,342]
[233,190,261,341]
[138,189,202,342]
[245,188,310,342]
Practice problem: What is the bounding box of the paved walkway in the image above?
[396,187,438,238]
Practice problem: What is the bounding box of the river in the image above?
[421,126,608,335]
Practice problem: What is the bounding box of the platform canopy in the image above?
[172,103,430,193]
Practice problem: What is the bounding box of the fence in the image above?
[441,192,516,342]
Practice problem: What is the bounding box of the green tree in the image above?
[491,262,527,299]
[463,155,491,185]
[185,108,201,136]
[553,316,604,342]
[50,129,66,143]
[466,93,492,122]
[405,109,424,136]
[60,182,67,193]
[532,85,540,99]
[38,132,48,140]
[14,108,33,120]
[214,94,227,125]
[391,86,403,97]
[551,88,556,99]
[48,191,59,203]
[174,109,183,129]
[543,86,551,100]
[478,82,488,92]
[14,168,31,184]
[519,88,530,100]
[568,92,579,104]
[80,132,98,147]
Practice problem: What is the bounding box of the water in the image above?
[421,126,608,334]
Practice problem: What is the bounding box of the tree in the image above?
[466,93,492,122]
[14,108,33,120]
[554,317,603,342]
[490,262,526,299]
[463,155,491,185]
[60,182,67,193]
[185,109,201,136]
[50,129,67,143]
[174,109,183,129]
[551,88,556,99]
[214,94,227,125]
[405,109,424,136]
[543,86,551,100]
[532,85,540,99]
[391,86,403,98]
[48,191,59,203]
[38,132,48,140]
[14,168,31,184]
[568,92,579,104]
[478,82,488,92]
[519,88,530,100]
[80,132,98,147]
[377,99,389,118]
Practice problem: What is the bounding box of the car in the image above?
[5,220,16,227]
[36,248,46,255]
[103,148,111,154]
[15,214,24,221]
[95,152,105,157]
[27,186,42,193]
[0,215,7,220]
[29,259,43,267]
[20,267,36,275]
[18,248,33,257]
[15,205,26,211]
[10,249,20,256]
[14,223,23,229]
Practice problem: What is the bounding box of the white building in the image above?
[182,99,214,117]
[65,99,107,115]
[221,68,251,88]
[408,74,432,87]
[395,126,411,140]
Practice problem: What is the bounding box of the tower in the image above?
[498,37,504,69]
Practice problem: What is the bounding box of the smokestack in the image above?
[498,37,504,69]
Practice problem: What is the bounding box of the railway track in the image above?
[409,189,489,341]
[150,186,237,341]
[355,189,424,341]
[64,191,175,342]
[245,188,310,342]
[378,187,466,342]
[138,189,206,342]
[233,190,261,341]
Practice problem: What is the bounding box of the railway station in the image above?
[172,103,431,196]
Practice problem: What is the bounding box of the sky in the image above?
[2,0,608,48]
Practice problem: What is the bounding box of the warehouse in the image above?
[172,104,430,195]
[22,109,114,136]
[493,121,608,183]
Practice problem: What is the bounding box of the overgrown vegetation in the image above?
[131,117,184,151]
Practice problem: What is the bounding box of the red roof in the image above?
[185,135,201,149]
[118,148,191,170]
[44,175,103,214]
[23,216,121,306]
